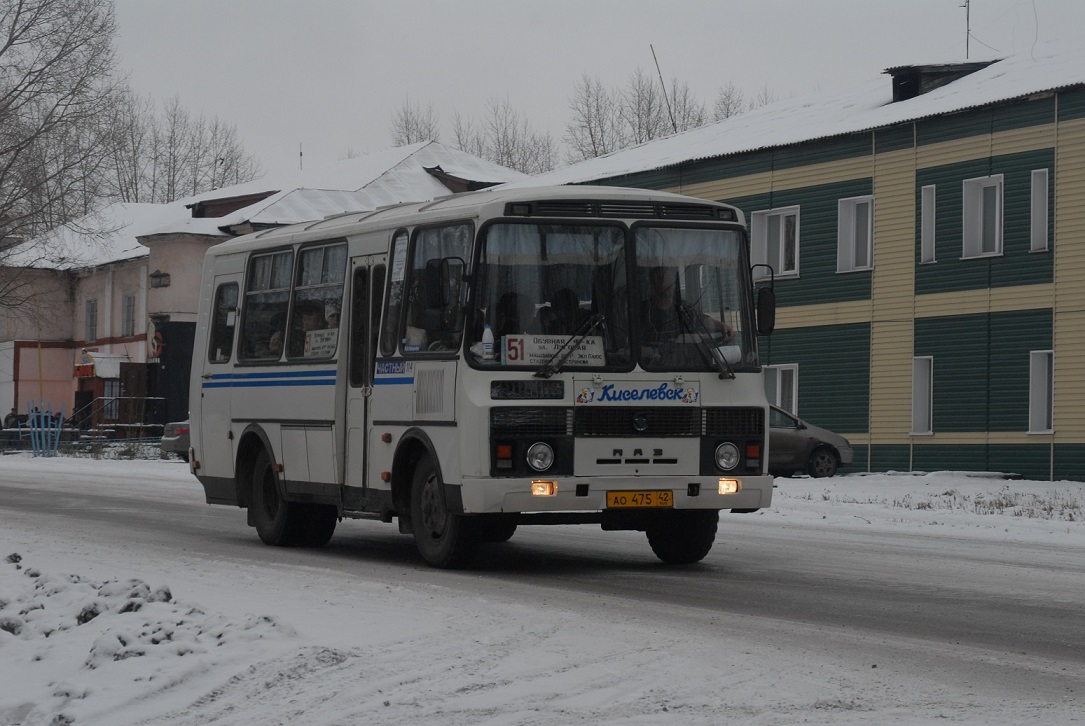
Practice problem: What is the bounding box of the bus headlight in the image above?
[526,442,555,472]
[714,442,740,471]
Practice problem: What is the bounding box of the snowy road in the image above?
[1,456,1082,724]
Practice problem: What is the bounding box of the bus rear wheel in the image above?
[410,456,478,568]
[645,510,719,564]
[251,448,305,546]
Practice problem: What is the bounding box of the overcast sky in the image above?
[112,0,1085,179]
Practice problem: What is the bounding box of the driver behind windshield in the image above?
[641,266,732,346]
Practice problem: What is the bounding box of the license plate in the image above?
[606,490,673,508]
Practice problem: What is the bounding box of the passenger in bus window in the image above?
[493,291,521,340]
[538,287,588,336]
[325,306,340,328]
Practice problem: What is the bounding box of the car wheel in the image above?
[251,448,305,546]
[410,456,478,568]
[645,510,719,564]
[807,447,839,478]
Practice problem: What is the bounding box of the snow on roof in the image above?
[203,141,528,230]
[5,201,191,270]
[14,142,527,269]
[510,42,1085,189]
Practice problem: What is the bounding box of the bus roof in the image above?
[203,184,745,259]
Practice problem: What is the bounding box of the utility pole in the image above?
[651,44,679,134]
[961,0,971,59]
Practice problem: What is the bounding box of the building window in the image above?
[121,293,136,337]
[920,184,936,263]
[911,356,933,435]
[764,363,798,414]
[752,206,799,280]
[85,299,98,343]
[1029,350,1054,434]
[838,195,874,272]
[1031,169,1049,253]
[103,379,120,421]
[962,175,1003,258]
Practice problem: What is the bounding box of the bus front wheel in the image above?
[645,510,719,564]
[251,448,305,546]
[410,457,478,568]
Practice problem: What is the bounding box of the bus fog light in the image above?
[531,480,558,496]
[714,442,740,471]
[526,442,555,471]
[718,478,742,495]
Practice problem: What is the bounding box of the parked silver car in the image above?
[769,406,853,478]
[161,420,190,462]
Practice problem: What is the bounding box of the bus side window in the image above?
[240,250,293,362]
[208,283,239,363]
[380,230,409,357]
[402,223,470,353]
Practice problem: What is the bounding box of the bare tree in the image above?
[748,84,776,110]
[452,99,556,175]
[564,74,624,163]
[106,93,263,204]
[713,82,747,121]
[0,0,122,311]
[667,78,707,133]
[618,68,671,145]
[390,97,440,146]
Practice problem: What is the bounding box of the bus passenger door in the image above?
[198,274,242,497]
[344,258,385,497]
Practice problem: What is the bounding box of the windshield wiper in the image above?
[677,304,735,379]
[534,313,604,379]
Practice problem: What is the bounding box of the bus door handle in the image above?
[362,386,373,397]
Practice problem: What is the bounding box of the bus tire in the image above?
[410,456,478,568]
[251,448,304,546]
[299,504,337,547]
[477,516,518,543]
[645,510,719,564]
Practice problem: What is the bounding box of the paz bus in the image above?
[188,185,776,568]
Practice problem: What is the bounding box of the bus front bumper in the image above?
[456,474,773,515]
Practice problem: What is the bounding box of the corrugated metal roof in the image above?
[509,41,1085,188]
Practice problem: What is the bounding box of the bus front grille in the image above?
[703,407,764,437]
[490,407,573,437]
[574,408,700,437]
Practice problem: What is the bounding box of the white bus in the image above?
[189,185,776,568]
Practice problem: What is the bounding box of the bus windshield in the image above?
[469,222,758,373]
[633,226,758,372]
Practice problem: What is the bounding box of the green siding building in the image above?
[520,46,1085,481]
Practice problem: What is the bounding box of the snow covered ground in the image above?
[0,454,1082,725]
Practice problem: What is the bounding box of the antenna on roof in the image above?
[299,143,303,171]
[651,44,679,134]
[960,0,970,59]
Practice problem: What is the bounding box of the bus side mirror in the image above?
[756,287,776,336]
[439,257,465,308]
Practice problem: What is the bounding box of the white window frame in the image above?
[751,206,800,280]
[1029,350,1054,434]
[962,174,1003,259]
[121,292,136,337]
[764,363,799,415]
[920,184,937,263]
[837,195,874,272]
[911,356,933,435]
[1030,169,1049,253]
[85,299,98,343]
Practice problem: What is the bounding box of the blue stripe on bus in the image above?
[373,377,414,385]
[203,369,336,380]
[201,369,337,389]
[203,379,337,389]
